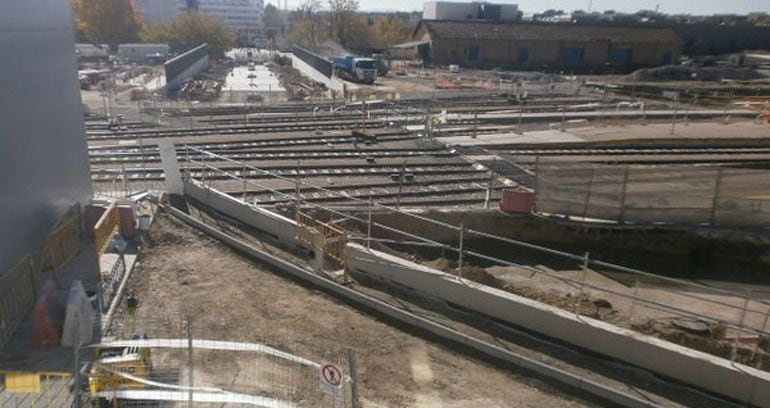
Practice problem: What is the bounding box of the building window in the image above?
[609,48,632,64]
[517,48,530,64]
[562,48,584,66]
[468,46,480,62]
[662,51,673,65]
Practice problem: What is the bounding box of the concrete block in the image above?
[346,242,770,407]
[60,280,94,347]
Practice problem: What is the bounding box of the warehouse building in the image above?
[410,20,682,69]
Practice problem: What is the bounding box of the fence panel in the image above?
[535,163,770,226]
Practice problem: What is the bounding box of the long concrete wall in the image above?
[183,180,297,247]
[346,242,770,407]
[290,53,346,93]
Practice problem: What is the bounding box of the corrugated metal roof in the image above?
[418,20,682,44]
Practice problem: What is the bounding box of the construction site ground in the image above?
[111,201,751,407]
[110,212,593,407]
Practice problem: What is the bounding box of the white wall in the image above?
[346,242,770,407]
[183,180,298,248]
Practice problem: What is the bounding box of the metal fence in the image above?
[97,315,356,407]
[179,145,770,369]
[536,162,770,227]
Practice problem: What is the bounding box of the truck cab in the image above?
[352,58,377,84]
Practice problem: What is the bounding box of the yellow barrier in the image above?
[93,202,119,256]
[40,204,82,278]
[0,255,37,350]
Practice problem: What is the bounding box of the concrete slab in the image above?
[222,65,284,94]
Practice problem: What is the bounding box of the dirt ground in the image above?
[419,257,770,371]
[111,213,592,407]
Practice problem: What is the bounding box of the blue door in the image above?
[468,46,480,62]
[517,48,530,65]
[609,48,632,64]
[562,48,584,66]
[662,51,673,65]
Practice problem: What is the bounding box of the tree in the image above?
[372,15,411,49]
[288,0,326,50]
[141,12,235,57]
[71,0,142,45]
[327,0,367,48]
[263,3,284,40]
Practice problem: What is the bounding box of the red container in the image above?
[499,189,535,213]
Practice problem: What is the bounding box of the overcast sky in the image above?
[270,0,767,15]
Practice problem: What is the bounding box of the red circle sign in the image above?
[321,364,342,387]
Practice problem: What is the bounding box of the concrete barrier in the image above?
[346,242,770,407]
[183,180,298,248]
[290,53,346,94]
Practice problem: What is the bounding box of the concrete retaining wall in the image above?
[346,242,770,407]
[290,53,346,94]
[183,180,297,247]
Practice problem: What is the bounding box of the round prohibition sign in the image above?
[321,363,343,388]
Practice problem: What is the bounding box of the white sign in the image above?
[320,362,344,398]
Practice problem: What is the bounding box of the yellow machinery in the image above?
[88,344,152,406]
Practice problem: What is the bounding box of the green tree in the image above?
[71,0,142,45]
[141,12,235,57]
[263,3,284,41]
[327,0,367,48]
[372,15,410,49]
[288,0,327,50]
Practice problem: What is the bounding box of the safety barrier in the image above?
[296,212,348,271]
[0,255,37,350]
[93,202,119,256]
[40,204,82,277]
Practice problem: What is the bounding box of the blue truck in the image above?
[332,56,377,84]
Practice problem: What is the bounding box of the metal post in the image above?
[670,96,678,135]
[618,167,630,223]
[751,309,770,365]
[186,315,194,408]
[517,109,523,134]
[295,160,301,222]
[121,163,128,197]
[140,136,148,192]
[457,223,464,280]
[348,349,361,408]
[396,160,406,209]
[242,164,248,203]
[560,109,566,132]
[472,108,478,139]
[710,168,724,226]
[582,169,595,219]
[484,171,493,209]
[366,193,373,249]
[73,313,81,408]
[629,279,640,321]
[731,292,750,363]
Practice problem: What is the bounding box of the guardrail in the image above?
[179,145,770,360]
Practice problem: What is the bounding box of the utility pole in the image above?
[396,160,406,209]
[186,315,194,408]
[348,349,362,408]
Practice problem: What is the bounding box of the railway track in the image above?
[503,146,770,156]
[86,120,387,140]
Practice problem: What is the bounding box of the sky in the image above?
[269,0,768,15]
